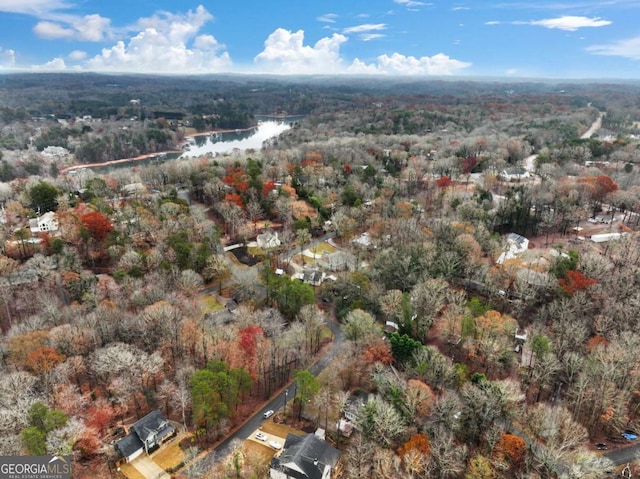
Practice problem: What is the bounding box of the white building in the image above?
[29,212,59,235]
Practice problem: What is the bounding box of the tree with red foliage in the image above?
[74,432,102,460]
[85,402,118,435]
[225,193,245,209]
[461,156,478,175]
[559,270,596,296]
[344,163,351,175]
[223,166,250,193]
[436,176,452,189]
[81,211,113,242]
[262,181,276,197]
[239,326,264,358]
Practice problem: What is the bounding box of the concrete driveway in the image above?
[131,456,170,479]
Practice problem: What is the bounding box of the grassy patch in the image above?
[309,242,336,255]
[118,463,146,479]
[260,419,305,439]
[200,295,223,313]
[319,325,333,342]
[242,440,275,461]
[152,436,186,471]
[247,245,265,257]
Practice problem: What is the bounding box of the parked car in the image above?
[269,440,282,450]
[595,442,608,450]
[622,432,638,441]
[263,410,274,419]
[255,432,268,441]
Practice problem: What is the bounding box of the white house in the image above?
[591,233,626,243]
[29,212,59,235]
[257,231,281,249]
[496,233,529,264]
[500,167,530,182]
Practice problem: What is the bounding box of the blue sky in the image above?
[0,0,640,78]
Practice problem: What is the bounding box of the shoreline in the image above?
[59,151,183,174]
[59,122,280,174]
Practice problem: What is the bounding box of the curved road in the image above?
[195,315,346,472]
[524,113,603,173]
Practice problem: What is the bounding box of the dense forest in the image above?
[1,74,640,478]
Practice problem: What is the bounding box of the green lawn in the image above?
[200,295,223,313]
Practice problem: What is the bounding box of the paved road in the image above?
[605,442,640,467]
[196,315,346,472]
[524,113,602,173]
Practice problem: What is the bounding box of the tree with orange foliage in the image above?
[27,346,66,390]
[398,433,430,472]
[225,192,245,209]
[494,432,526,465]
[8,330,48,368]
[27,346,66,375]
[74,431,102,460]
[363,339,393,366]
[559,270,596,296]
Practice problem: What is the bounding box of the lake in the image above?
[86,119,293,173]
[180,120,292,158]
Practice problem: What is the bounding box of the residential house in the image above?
[115,410,176,463]
[499,167,530,182]
[257,231,281,249]
[590,232,626,243]
[496,233,529,264]
[302,269,324,287]
[270,433,341,479]
[336,393,369,437]
[29,212,59,235]
[319,251,356,272]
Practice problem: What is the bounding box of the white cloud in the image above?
[0,47,16,68]
[254,28,347,74]
[348,52,471,75]
[34,14,111,41]
[343,23,386,34]
[529,16,611,31]
[194,34,222,50]
[361,34,385,41]
[0,0,69,15]
[394,0,431,7]
[586,35,640,59]
[485,16,610,31]
[68,49,86,60]
[317,13,338,23]
[83,6,231,73]
[452,6,470,11]
[32,57,67,71]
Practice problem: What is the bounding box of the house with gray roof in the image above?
[115,409,175,462]
[270,433,341,479]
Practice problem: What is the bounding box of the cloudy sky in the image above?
[0,0,639,78]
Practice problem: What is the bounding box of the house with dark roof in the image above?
[270,433,341,479]
[114,410,176,462]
